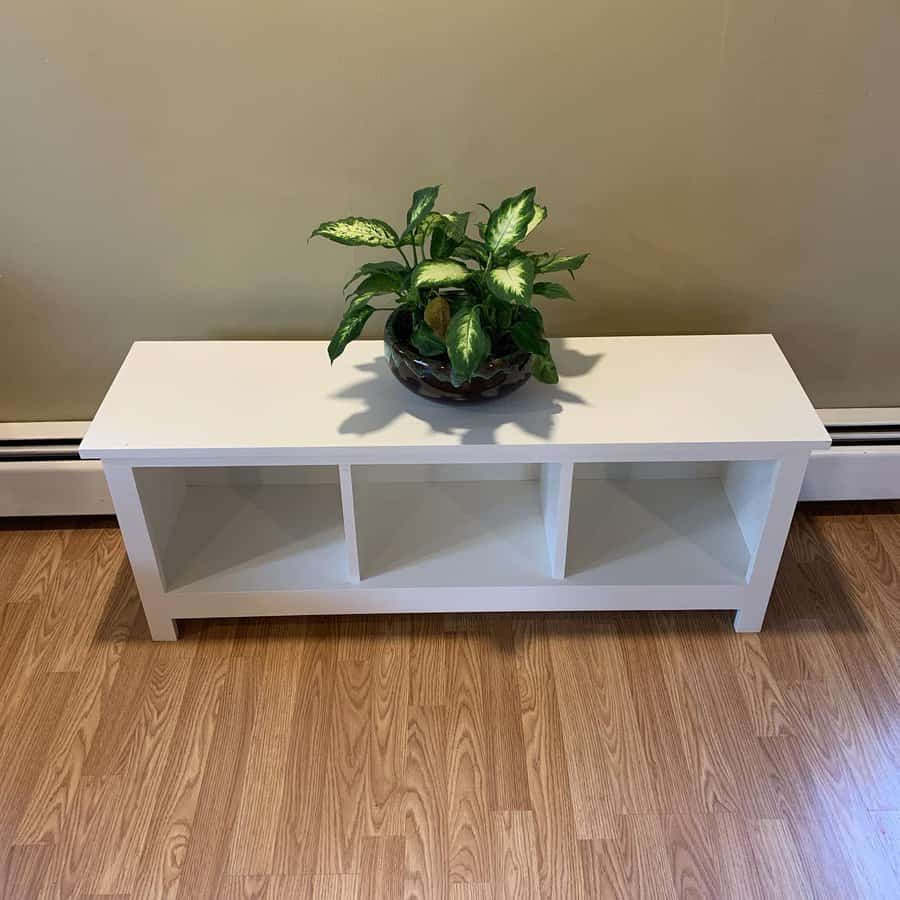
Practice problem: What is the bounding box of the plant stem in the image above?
[396,245,412,269]
[411,240,419,267]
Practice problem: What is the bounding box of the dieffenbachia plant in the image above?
[310,186,588,386]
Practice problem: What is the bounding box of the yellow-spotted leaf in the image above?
[525,204,547,237]
[486,255,536,303]
[411,260,471,290]
[424,295,451,338]
[484,187,536,255]
[311,217,399,248]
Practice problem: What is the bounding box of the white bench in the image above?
[80,335,829,639]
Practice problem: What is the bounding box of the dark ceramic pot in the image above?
[384,308,532,403]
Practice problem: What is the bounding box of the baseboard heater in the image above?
[800,409,900,501]
[0,423,113,516]
[1,410,898,516]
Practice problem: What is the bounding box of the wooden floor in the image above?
[0,504,898,899]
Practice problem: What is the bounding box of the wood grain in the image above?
[0,507,898,897]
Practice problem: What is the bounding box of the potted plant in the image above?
[311,186,588,402]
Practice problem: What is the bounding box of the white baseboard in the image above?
[0,460,114,516]
[799,446,900,502]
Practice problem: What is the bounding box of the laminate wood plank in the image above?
[221,874,359,900]
[714,813,765,900]
[403,705,448,900]
[649,615,744,817]
[356,835,404,900]
[491,811,540,900]
[5,527,66,604]
[449,885,491,900]
[174,656,257,899]
[578,815,676,900]
[228,621,304,876]
[483,617,530,814]
[407,615,448,707]
[446,628,491,884]
[665,812,722,900]
[514,617,584,899]
[84,640,197,894]
[13,581,139,847]
[747,818,815,900]
[364,619,408,839]
[316,659,371,875]
[780,683,900,898]
[132,620,237,900]
[871,811,900,886]
[728,634,792,737]
[675,616,781,817]
[0,672,74,854]
[616,614,697,814]
[0,844,51,900]
[271,624,336,875]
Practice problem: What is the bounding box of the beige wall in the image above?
[2,0,899,421]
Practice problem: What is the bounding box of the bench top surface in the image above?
[80,335,829,461]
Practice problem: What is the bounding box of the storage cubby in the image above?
[133,465,349,592]
[565,460,777,585]
[349,463,568,586]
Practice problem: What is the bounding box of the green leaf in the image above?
[446,306,490,386]
[531,251,589,276]
[411,260,471,290]
[430,226,454,260]
[348,271,404,299]
[525,204,547,237]
[311,217,399,248]
[510,317,550,357]
[411,321,446,357]
[532,281,573,300]
[484,187,536,255]
[531,352,559,384]
[401,185,440,242]
[486,255,536,304]
[454,238,489,264]
[328,303,375,362]
[343,260,407,291]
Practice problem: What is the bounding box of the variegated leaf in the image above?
[486,255,536,303]
[411,260,471,289]
[525,204,547,237]
[400,211,442,247]
[328,303,375,362]
[402,185,440,239]
[484,187,536,255]
[311,217,399,248]
[446,306,490,386]
[532,281,573,300]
